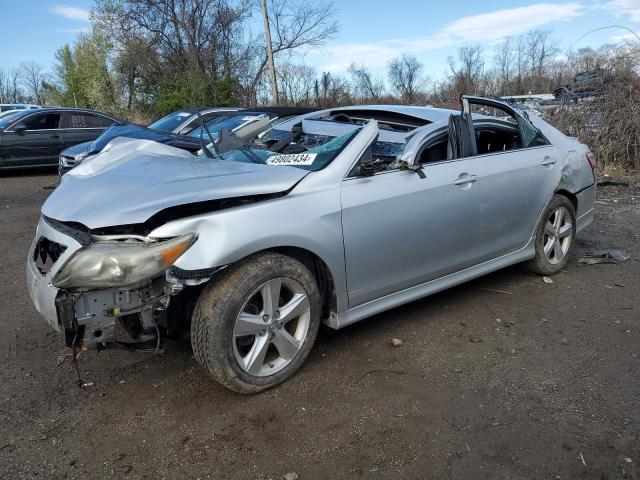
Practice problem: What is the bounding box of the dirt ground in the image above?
[1,171,638,480]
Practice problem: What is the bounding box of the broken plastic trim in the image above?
[168,265,224,281]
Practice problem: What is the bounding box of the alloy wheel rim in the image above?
[232,278,310,377]
[543,206,572,265]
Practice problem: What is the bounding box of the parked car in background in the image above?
[58,107,239,175]
[27,97,596,393]
[0,103,41,113]
[59,124,206,176]
[0,108,124,169]
[553,69,611,100]
[58,107,315,175]
[186,106,317,139]
[147,107,239,135]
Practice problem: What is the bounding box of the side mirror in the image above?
[13,123,27,135]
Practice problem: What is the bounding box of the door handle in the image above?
[49,133,62,138]
[453,174,478,185]
[541,156,556,166]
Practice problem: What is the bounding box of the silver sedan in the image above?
[27,96,596,393]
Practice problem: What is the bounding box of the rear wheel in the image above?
[525,194,576,275]
[191,252,321,393]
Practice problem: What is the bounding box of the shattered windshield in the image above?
[264,128,405,160]
[203,129,360,172]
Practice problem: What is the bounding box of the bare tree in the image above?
[8,69,24,103]
[494,37,515,90]
[448,46,484,96]
[524,29,559,91]
[277,61,316,105]
[314,71,351,107]
[569,47,606,72]
[19,62,47,104]
[250,0,340,98]
[0,70,10,103]
[387,54,424,103]
[348,62,384,101]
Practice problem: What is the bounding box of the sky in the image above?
[0,0,639,79]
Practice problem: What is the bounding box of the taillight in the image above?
[586,152,596,169]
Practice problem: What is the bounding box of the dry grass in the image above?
[542,69,640,176]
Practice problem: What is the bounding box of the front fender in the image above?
[149,186,349,313]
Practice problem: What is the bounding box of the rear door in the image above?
[61,112,114,149]
[460,96,560,259]
[1,111,63,167]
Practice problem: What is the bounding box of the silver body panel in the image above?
[30,101,596,336]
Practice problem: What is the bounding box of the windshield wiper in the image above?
[195,111,219,159]
[214,129,263,164]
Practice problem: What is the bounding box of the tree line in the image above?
[0,0,633,114]
[0,0,638,172]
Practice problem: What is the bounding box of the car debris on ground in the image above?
[578,249,630,265]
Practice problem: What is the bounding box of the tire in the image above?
[524,194,576,276]
[191,252,321,393]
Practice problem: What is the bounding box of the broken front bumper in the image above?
[27,216,82,331]
[27,216,171,349]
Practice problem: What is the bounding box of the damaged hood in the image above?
[43,138,309,229]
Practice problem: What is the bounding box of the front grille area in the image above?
[59,156,76,167]
[33,237,67,275]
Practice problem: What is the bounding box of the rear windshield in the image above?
[148,111,194,132]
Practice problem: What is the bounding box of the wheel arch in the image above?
[555,188,578,213]
[233,245,338,326]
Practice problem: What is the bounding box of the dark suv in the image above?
[554,69,611,100]
[0,108,123,169]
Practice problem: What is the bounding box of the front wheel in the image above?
[191,252,321,393]
[525,194,576,275]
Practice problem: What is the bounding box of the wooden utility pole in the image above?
[260,0,279,104]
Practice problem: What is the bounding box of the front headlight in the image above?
[52,233,196,289]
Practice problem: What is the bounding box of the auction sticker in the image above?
[266,153,317,166]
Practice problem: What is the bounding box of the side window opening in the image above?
[466,99,549,151]
[417,133,449,164]
[24,113,61,130]
[474,125,522,154]
[68,114,105,128]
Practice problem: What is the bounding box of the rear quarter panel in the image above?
[532,115,595,193]
[531,114,596,225]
